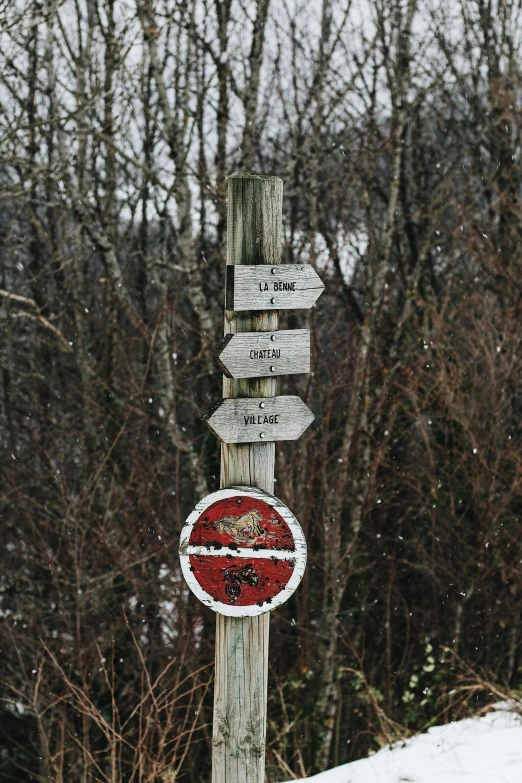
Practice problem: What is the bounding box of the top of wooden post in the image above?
[228,173,283,182]
[227,175,283,268]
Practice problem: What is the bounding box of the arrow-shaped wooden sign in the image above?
[226,264,324,311]
[203,396,315,444]
[215,329,310,379]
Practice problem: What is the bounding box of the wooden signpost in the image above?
[215,328,310,378]
[203,395,315,443]
[179,174,324,783]
[226,263,324,311]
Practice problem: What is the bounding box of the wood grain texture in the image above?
[214,613,269,781]
[226,263,324,311]
[215,328,310,378]
[213,174,283,783]
[204,395,315,443]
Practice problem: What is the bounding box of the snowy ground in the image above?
[283,704,522,783]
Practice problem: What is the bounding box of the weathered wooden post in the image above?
[179,174,324,782]
[214,174,281,783]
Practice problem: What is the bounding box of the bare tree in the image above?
[2,1,522,780]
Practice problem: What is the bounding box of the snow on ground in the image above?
[283,704,522,783]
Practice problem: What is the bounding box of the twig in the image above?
[0,288,73,353]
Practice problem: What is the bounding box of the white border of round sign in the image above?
[179,485,307,617]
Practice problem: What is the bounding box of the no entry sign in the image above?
[179,486,307,617]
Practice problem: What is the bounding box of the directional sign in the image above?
[203,395,315,443]
[179,486,307,616]
[215,329,310,379]
[225,264,324,311]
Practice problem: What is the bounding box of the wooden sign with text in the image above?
[215,329,310,378]
[203,395,315,444]
[226,264,324,311]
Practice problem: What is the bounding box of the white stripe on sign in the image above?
[185,545,296,559]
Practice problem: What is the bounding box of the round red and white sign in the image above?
[179,486,307,617]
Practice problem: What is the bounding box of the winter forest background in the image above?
[1,0,522,780]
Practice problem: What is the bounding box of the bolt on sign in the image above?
[179,486,307,617]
